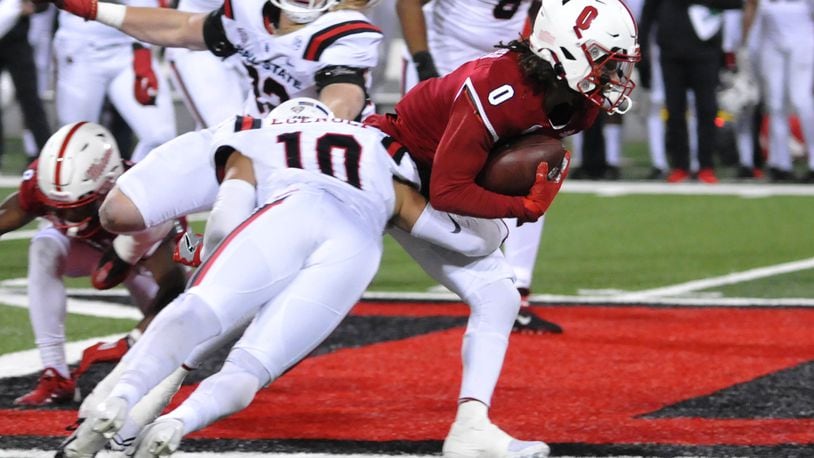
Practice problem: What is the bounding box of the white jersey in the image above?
[427,0,532,74]
[755,0,814,50]
[211,0,382,116]
[176,0,221,13]
[210,117,417,234]
[56,0,159,44]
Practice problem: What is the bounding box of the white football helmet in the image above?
[36,122,122,237]
[269,0,339,23]
[529,0,640,114]
[266,97,334,124]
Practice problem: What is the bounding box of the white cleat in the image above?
[91,397,129,439]
[129,417,184,457]
[55,420,108,458]
[442,421,550,458]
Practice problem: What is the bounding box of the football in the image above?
[476,132,566,196]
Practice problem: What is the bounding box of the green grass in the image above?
[3,139,814,356]
[4,190,814,295]
[0,303,137,354]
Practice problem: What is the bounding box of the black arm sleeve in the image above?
[203,8,237,58]
[314,65,368,93]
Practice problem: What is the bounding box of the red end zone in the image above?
[4,302,814,446]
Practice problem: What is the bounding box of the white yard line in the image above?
[615,257,814,301]
[563,180,814,197]
[0,452,656,458]
[5,175,814,197]
[0,333,125,377]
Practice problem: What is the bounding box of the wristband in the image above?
[96,2,126,29]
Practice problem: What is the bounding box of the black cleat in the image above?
[513,308,563,335]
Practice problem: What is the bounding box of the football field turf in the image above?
[2,181,814,457]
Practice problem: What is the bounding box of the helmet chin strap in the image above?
[604,94,633,115]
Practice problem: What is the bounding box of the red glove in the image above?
[520,150,571,222]
[173,231,203,267]
[38,0,98,20]
[91,247,132,290]
[133,43,158,106]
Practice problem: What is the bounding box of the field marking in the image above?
[5,175,814,197]
[2,254,814,377]
[0,333,125,377]
[615,257,814,301]
[0,452,656,458]
[564,180,814,197]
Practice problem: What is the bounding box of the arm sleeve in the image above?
[428,95,530,219]
[410,203,508,257]
[201,178,256,260]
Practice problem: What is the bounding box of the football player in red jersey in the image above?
[0,122,186,407]
[397,0,566,334]
[365,0,639,455]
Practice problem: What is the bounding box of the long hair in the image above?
[495,39,568,94]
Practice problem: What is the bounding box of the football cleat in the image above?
[13,368,76,406]
[513,304,563,335]
[129,417,184,457]
[73,337,131,378]
[60,397,129,457]
[696,168,718,184]
[666,168,690,183]
[54,418,108,458]
[443,419,550,458]
[91,248,133,290]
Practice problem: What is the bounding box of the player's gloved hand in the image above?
[133,43,158,106]
[91,246,133,290]
[413,50,440,81]
[520,151,571,223]
[34,0,97,20]
[173,231,203,267]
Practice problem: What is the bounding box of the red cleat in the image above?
[697,168,719,184]
[73,337,131,378]
[666,168,690,183]
[14,368,76,406]
[91,248,132,290]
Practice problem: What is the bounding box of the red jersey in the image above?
[367,49,599,219]
[17,160,114,243]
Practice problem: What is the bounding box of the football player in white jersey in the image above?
[56,98,520,458]
[52,0,176,163]
[165,0,247,129]
[744,0,814,180]
[397,0,561,334]
[399,0,535,91]
[41,0,384,256]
